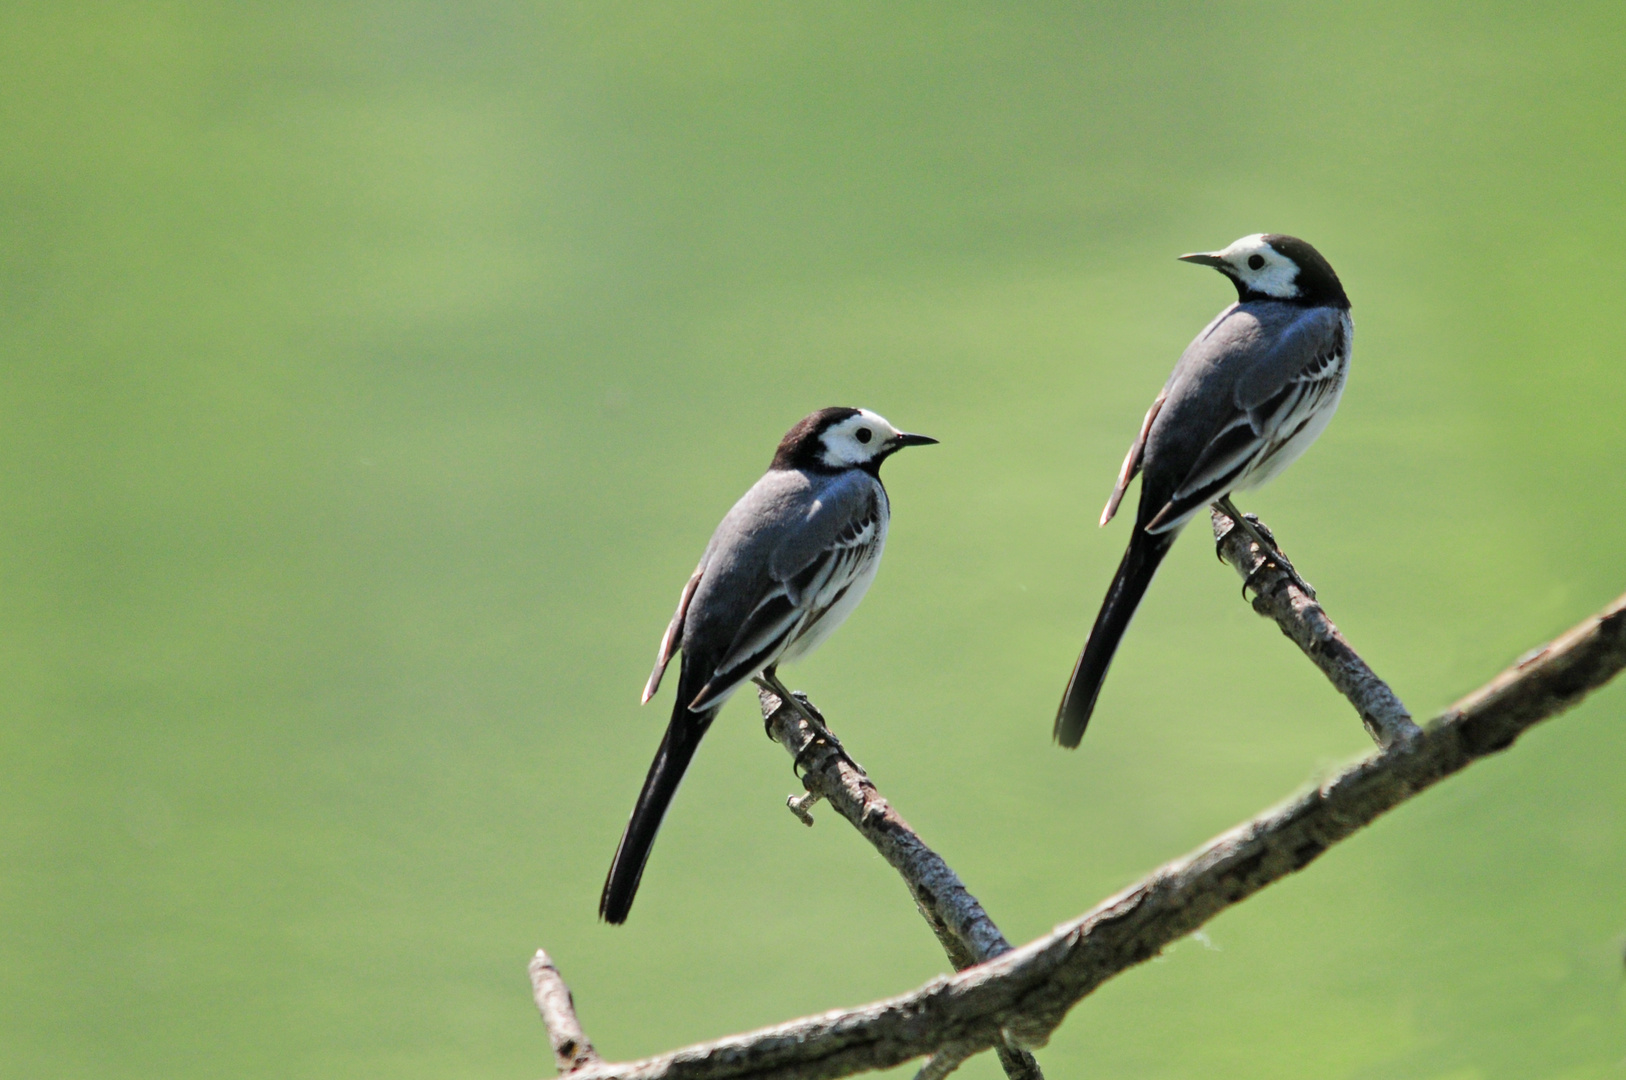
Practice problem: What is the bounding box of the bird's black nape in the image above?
[1260,234,1350,310]
[769,407,862,472]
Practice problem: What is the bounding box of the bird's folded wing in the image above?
[689,591,803,710]
[690,479,882,711]
[1147,314,1345,534]
[1232,306,1345,414]
[767,474,881,588]
[1144,417,1262,533]
[1238,315,1346,471]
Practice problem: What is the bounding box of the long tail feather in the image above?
[599,699,715,924]
[1055,528,1176,748]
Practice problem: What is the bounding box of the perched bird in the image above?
[1055,233,1353,748]
[600,407,937,923]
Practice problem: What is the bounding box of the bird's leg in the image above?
[1213,495,1316,599]
[757,677,784,739]
[754,668,862,776]
[755,670,828,739]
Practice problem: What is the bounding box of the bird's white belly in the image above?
[777,526,887,666]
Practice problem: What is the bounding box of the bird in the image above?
[1055,233,1353,748]
[600,406,937,923]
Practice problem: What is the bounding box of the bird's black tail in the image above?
[599,697,716,924]
[1055,527,1176,748]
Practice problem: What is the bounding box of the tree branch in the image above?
[531,950,601,1075]
[756,688,1043,1080]
[537,586,1626,1080]
[1211,506,1421,747]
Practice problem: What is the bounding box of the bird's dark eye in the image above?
[1247,254,1266,270]
[855,427,872,444]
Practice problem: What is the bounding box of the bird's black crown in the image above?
[1261,234,1350,310]
[770,407,862,472]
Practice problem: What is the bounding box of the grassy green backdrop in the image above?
[2,3,1623,1078]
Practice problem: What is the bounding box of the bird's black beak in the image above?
[889,432,939,449]
[1178,251,1228,268]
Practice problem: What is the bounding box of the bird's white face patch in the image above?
[817,409,901,468]
[1216,234,1301,299]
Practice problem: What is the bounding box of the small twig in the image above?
[531,949,602,1076]
[785,789,820,826]
[1212,506,1422,747]
[989,1040,1044,1080]
[913,1042,977,1080]
[540,590,1626,1080]
[760,688,1047,1077]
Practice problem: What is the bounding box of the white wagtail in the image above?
[600,407,937,923]
[1055,233,1353,748]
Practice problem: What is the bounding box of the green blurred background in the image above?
[2,3,1623,1078]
